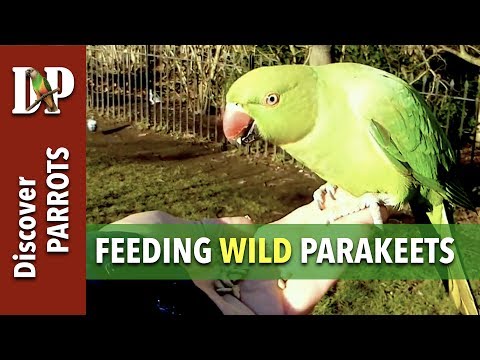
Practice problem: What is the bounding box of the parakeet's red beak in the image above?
[223,103,255,144]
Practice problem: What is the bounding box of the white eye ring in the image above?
[265,93,280,106]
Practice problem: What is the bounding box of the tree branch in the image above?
[466,45,480,56]
[438,45,480,67]
[26,88,60,111]
[419,47,449,92]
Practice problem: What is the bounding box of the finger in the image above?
[215,216,254,225]
[110,210,192,225]
[282,279,338,315]
[221,294,256,315]
[239,280,286,315]
[271,201,319,224]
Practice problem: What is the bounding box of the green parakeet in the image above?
[222,62,479,315]
[26,68,58,112]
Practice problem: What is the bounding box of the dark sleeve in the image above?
[86,229,223,317]
[87,279,224,318]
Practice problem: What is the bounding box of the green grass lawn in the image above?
[86,125,479,315]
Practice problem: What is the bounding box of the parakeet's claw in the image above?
[313,183,338,210]
[365,199,383,225]
[362,196,385,232]
[322,193,385,226]
[277,269,293,290]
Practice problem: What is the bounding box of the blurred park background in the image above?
[86,45,480,314]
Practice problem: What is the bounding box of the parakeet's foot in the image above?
[324,193,385,225]
[313,183,338,210]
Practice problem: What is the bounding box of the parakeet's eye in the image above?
[264,93,280,106]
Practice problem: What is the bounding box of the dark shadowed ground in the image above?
[87,118,480,315]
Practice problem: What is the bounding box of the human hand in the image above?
[106,187,391,315]
[108,187,390,227]
[193,278,337,315]
[200,187,392,315]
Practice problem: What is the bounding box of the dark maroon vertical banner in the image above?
[0,46,86,314]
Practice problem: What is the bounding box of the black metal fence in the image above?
[86,45,480,164]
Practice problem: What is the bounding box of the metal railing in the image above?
[86,45,480,165]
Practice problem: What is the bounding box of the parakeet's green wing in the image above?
[355,69,478,315]
[360,72,474,211]
[42,77,53,92]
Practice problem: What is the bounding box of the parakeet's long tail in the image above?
[426,202,478,315]
[43,95,58,112]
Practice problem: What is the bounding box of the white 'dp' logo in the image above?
[12,67,75,115]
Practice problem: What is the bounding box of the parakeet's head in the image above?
[25,68,38,79]
[223,65,318,146]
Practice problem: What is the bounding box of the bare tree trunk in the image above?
[309,45,333,66]
[476,76,480,146]
[475,106,480,145]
